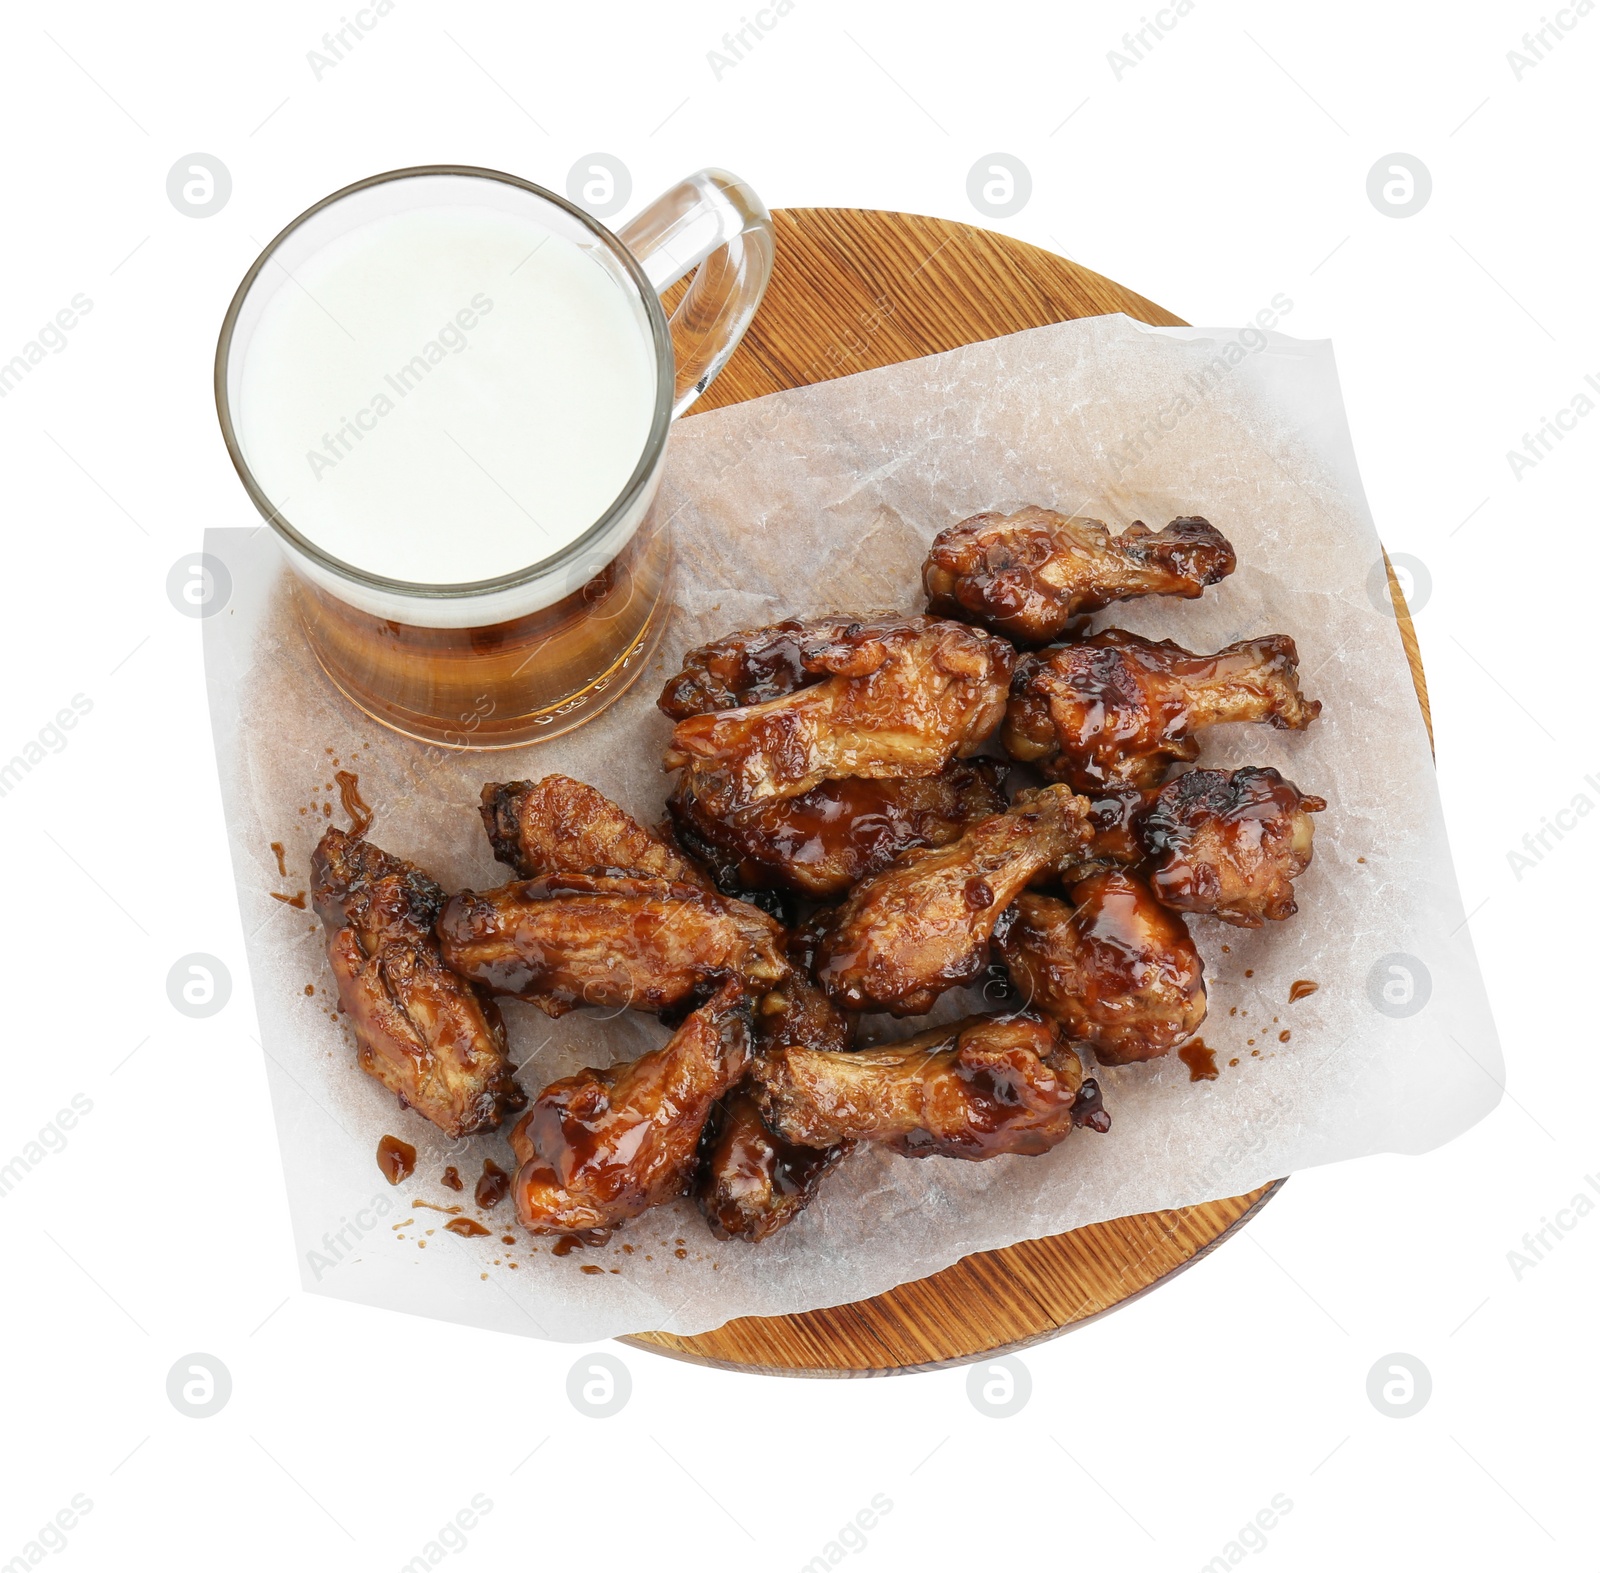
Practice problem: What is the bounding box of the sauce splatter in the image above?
[335,770,373,836]
[270,842,288,877]
[551,1236,578,1257]
[376,1135,416,1185]
[475,1160,511,1209]
[1178,1040,1219,1081]
[579,1264,604,1275]
[444,1217,491,1238]
[303,984,314,996]
[1279,1029,1291,1043]
[1289,979,1319,1002]
[1070,1078,1112,1133]
[271,891,307,909]
[440,1167,464,1192]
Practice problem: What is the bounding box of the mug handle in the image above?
[617,169,774,416]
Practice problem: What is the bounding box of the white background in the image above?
[0,1,1593,1568]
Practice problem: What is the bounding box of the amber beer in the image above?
[290,515,673,748]
[215,164,772,749]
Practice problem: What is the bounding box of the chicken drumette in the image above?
[662,615,1013,817]
[1004,628,1321,790]
[436,873,788,1016]
[997,870,1207,1065]
[924,508,1236,645]
[755,1011,1109,1160]
[667,759,1009,901]
[311,829,524,1139]
[1058,768,1327,920]
[1142,766,1326,926]
[812,784,1092,1015]
[510,981,753,1238]
[480,774,713,888]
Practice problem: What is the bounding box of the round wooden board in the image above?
[623,208,1430,1378]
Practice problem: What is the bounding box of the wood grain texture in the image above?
[1383,549,1434,750]
[626,208,1425,1377]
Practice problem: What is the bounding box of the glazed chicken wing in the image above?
[1143,766,1326,926]
[311,829,524,1139]
[1004,628,1321,790]
[813,783,1093,1015]
[658,615,866,719]
[667,759,1009,901]
[436,873,788,1016]
[480,775,712,888]
[925,508,1236,645]
[663,616,1013,818]
[997,870,1206,1065]
[509,981,753,1238]
[755,1011,1109,1160]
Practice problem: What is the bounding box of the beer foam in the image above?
[235,204,657,584]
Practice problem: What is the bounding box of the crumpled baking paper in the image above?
[204,312,1502,1343]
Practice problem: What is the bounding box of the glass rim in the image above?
[213,163,677,601]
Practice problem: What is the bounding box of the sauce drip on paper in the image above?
[1177,1040,1218,1082]
[335,770,373,836]
[377,1134,416,1184]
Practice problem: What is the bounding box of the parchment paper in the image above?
[205,313,1502,1343]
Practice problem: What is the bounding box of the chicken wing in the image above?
[925,508,1236,644]
[1143,766,1326,926]
[509,980,753,1238]
[812,783,1093,1015]
[667,759,1009,901]
[755,1011,1109,1160]
[480,775,711,888]
[436,873,788,1016]
[311,829,524,1139]
[1003,628,1321,789]
[658,614,866,719]
[997,870,1206,1065]
[663,615,1013,818]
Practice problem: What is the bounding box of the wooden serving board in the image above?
[623,208,1429,1377]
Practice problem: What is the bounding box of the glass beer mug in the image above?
[214,164,773,748]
